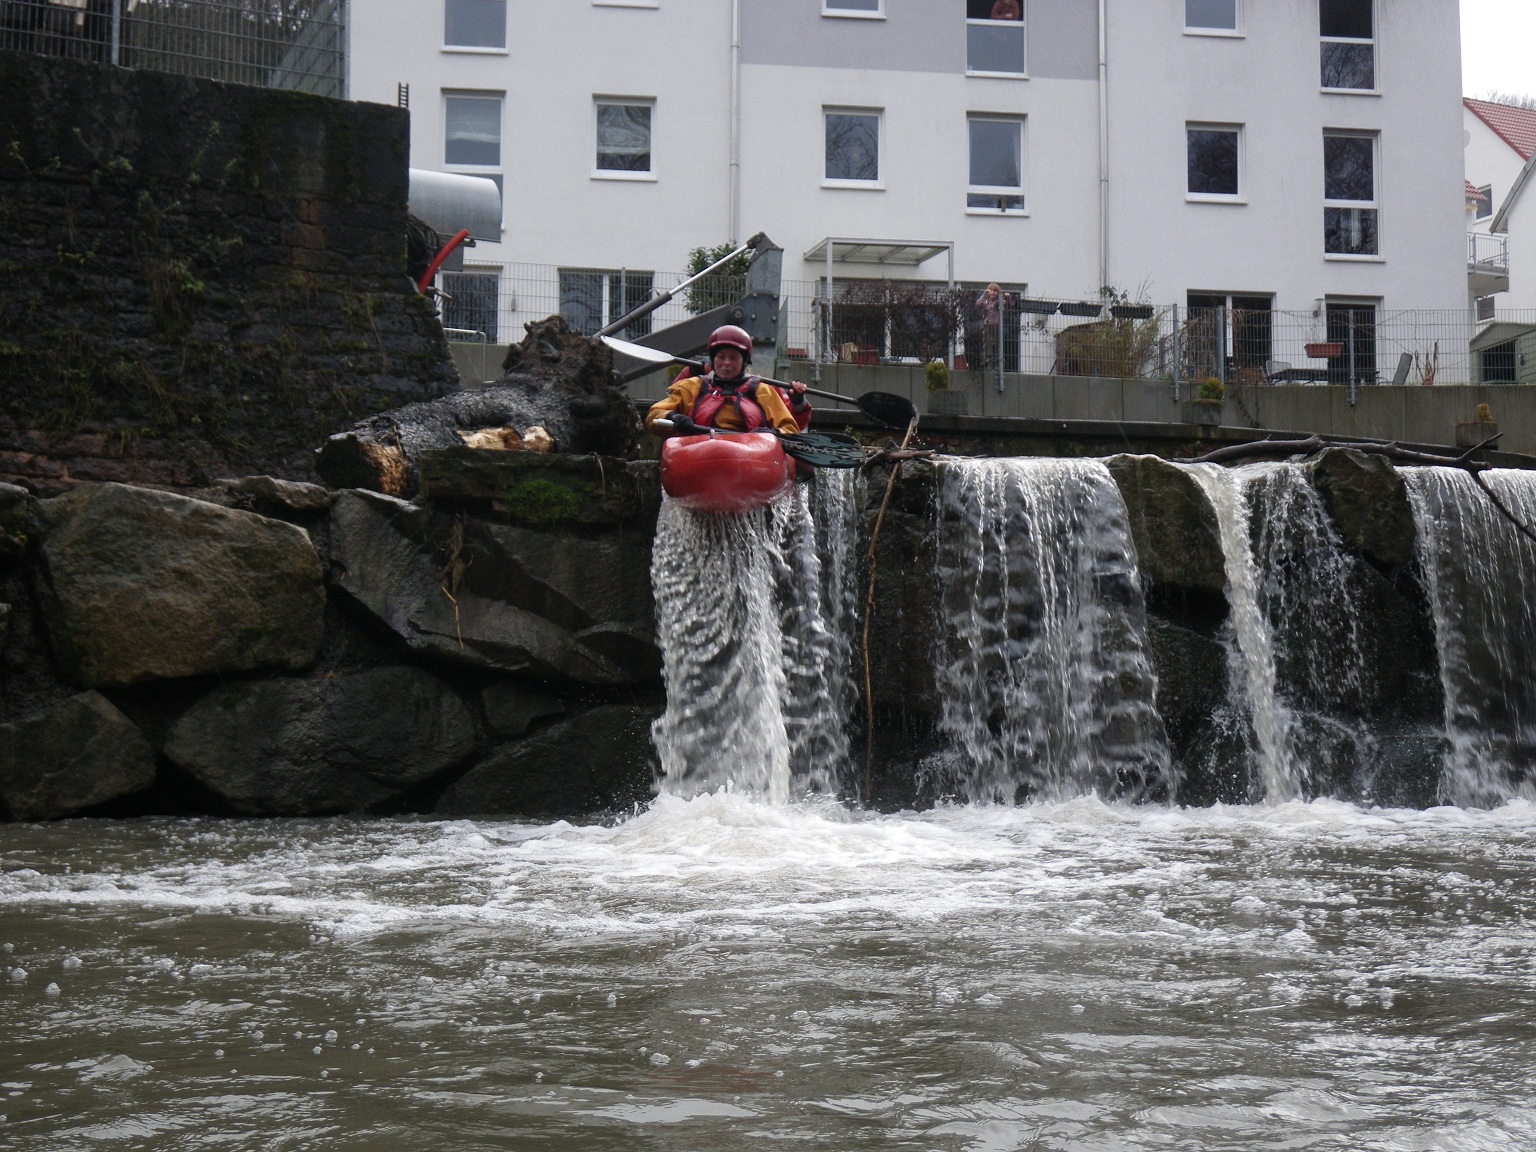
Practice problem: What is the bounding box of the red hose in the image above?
[417,229,470,295]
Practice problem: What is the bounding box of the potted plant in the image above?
[925,359,968,416]
[1182,376,1224,426]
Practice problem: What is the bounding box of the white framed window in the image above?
[444,0,505,49]
[1320,0,1375,91]
[1185,0,1238,34]
[559,268,656,337]
[1323,131,1378,256]
[824,108,881,187]
[967,115,1024,213]
[823,0,883,16]
[444,92,502,167]
[1475,183,1494,222]
[966,0,1025,76]
[1187,123,1242,200]
[594,98,654,178]
[594,0,660,8]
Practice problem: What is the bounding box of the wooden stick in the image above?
[861,416,919,806]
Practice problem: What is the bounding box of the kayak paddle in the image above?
[602,335,918,431]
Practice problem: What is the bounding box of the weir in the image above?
[647,451,1536,812]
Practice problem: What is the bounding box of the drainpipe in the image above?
[729,0,742,245]
[1097,0,1109,292]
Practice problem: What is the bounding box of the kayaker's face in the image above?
[712,348,745,379]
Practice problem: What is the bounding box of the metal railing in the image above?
[1469,230,1510,272]
[0,0,345,98]
[433,260,1536,390]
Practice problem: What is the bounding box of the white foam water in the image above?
[1405,467,1536,807]
[930,458,1170,803]
[650,475,859,802]
[4,799,1536,1150]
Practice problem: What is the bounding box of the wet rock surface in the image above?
[1309,448,1417,570]
[481,683,565,738]
[329,488,657,685]
[163,666,476,816]
[0,482,33,561]
[36,484,326,687]
[437,705,659,818]
[0,691,156,821]
[1105,454,1227,595]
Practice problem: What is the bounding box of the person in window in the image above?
[974,284,1012,375]
[990,0,1021,20]
[647,326,810,437]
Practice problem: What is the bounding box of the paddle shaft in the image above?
[662,355,871,411]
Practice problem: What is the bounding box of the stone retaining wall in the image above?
[0,50,457,496]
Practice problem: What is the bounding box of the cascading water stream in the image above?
[929,458,1170,803]
[650,475,859,801]
[1405,467,1536,807]
[1189,463,1378,803]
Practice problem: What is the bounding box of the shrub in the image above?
[924,360,951,392]
[1198,376,1225,402]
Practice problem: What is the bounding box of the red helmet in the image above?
[707,324,753,364]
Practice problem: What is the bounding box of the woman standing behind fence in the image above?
[974,283,1011,375]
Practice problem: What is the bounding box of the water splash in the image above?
[650,476,860,801]
[1405,467,1536,807]
[929,458,1170,803]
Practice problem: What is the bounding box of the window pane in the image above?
[825,113,879,181]
[969,119,1021,189]
[445,97,501,166]
[967,22,1025,73]
[967,193,1025,211]
[1324,135,1373,201]
[827,0,880,9]
[1324,207,1378,255]
[606,271,655,338]
[1476,185,1494,221]
[1186,0,1236,29]
[559,271,605,334]
[1321,41,1373,88]
[968,0,1021,18]
[1188,129,1239,195]
[596,104,652,172]
[444,0,505,48]
[1319,0,1371,39]
[441,271,499,341]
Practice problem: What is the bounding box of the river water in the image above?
[5,795,1536,1150]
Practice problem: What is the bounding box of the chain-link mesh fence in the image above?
[1,0,344,97]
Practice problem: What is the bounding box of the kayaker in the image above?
[647,326,810,437]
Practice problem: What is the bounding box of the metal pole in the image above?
[1171,303,1181,402]
[110,0,122,67]
[596,237,755,337]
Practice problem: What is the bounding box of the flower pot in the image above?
[928,389,970,416]
[1182,400,1223,426]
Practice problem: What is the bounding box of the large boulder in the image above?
[436,704,658,817]
[1309,448,1417,569]
[329,489,658,685]
[1104,455,1226,594]
[0,692,156,820]
[36,484,326,688]
[163,666,476,816]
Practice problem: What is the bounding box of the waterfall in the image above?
[1189,463,1378,803]
[929,458,1171,803]
[1404,467,1536,807]
[650,475,860,801]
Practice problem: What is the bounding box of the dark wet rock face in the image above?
[0,691,156,821]
[163,666,476,816]
[36,484,326,688]
[329,489,657,685]
[1309,448,1417,570]
[437,705,659,818]
[1105,454,1227,595]
[0,482,33,561]
[481,683,565,738]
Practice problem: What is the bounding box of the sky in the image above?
[1462,0,1536,99]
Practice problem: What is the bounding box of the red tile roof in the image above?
[1466,98,1536,162]
[1467,179,1488,201]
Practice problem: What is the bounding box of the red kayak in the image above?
[660,432,795,513]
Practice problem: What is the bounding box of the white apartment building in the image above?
[349,0,1469,377]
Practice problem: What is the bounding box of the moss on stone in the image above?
[502,480,585,524]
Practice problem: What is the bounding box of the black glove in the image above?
[669,412,699,434]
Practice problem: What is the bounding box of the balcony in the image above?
[1469,231,1510,296]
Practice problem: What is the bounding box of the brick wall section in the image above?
[0,50,459,494]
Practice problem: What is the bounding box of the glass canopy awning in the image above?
[803,238,954,268]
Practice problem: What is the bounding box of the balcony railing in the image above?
[1469,231,1510,273]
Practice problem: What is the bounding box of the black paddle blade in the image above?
[779,431,867,469]
[857,391,918,430]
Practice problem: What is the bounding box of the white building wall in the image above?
[1464,110,1526,235]
[350,0,1470,337]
